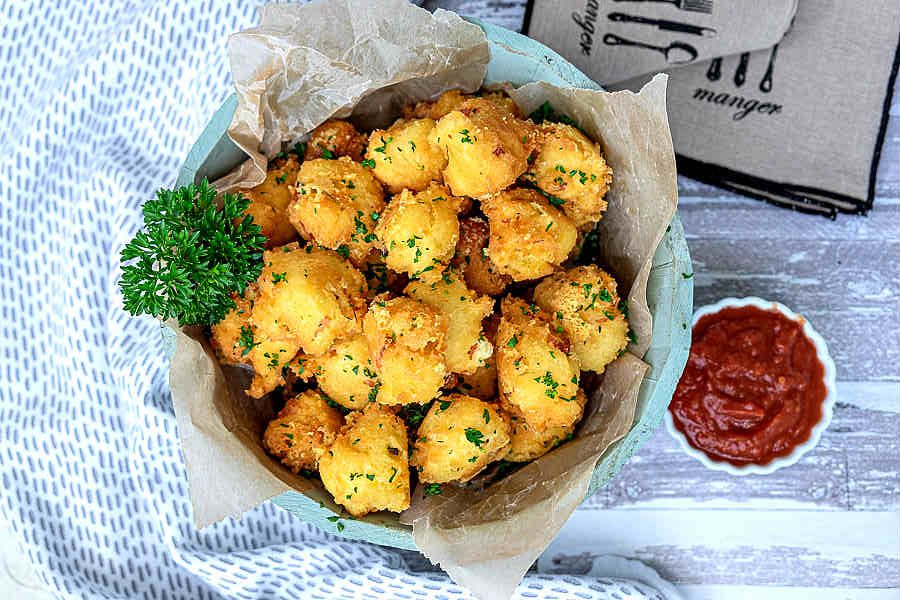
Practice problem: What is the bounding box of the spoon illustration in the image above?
[706,57,722,81]
[602,33,698,64]
[734,52,750,87]
[760,44,778,93]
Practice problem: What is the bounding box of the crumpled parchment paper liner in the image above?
[166,3,678,599]
[215,0,489,192]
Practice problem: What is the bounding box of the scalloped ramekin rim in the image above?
[665,296,837,476]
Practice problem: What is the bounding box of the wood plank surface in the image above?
[429,0,900,594]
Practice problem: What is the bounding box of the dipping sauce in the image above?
[670,305,827,466]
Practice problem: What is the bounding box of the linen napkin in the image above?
[524,0,900,217]
[524,0,797,85]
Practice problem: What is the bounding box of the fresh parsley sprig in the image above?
[119,179,267,326]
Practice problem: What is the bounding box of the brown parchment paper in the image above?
[167,2,677,599]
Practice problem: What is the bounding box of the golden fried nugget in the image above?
[239,156,301,249]
[430,98,536,198]
[455,313,499,399]
[504,414,574,462]
[367,118,447,194]
[287,157,384,264]
[245,243,367,398]
[495,296,585,431]
[306,119,367,161]
[374,183,463,279]
[310,335,380,410]
[533,265,629,374]
[480,188,578,281]
[404,89,521,120]
[363,295,447,406]
[524,123,613,230]
[262,390,344,473]
[405,271,494,375]
[410,394,510,483]
[318,404,410,516]
[209,285,257,365]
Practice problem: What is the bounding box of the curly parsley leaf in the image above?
[119,179,267,326]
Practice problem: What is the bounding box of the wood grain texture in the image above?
[429,0,900,592]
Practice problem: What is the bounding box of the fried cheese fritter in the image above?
[362,295,447,406]
[366,118,447,194]
[245,243,367,398]
[495,296,585,431]
[405,270,494,375]
[287,157,384,264]
[306,119,367,162]
[239,156,301,249]
[480,187,577,281]
[410,394,510,483]
[524,122,613,230]
[430,98,536,198]
[533,265,629,374]
[262,389,344,473]
[318,404,411,516]
[374,183,464,279]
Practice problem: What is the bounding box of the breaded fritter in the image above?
[239,156,301,249]
[308,335,380,410]
[262,390,344,473]
[410,394,510,483]
[318,404,410,516]
[451,216,512,296]
[363,295,447,406]
[245,243,367,398]
[366,118,447,194]
[287,157,385,264]
[374,183,463,279]
[480,187,578,281]
[430,98,536,198]
[306,119,367,162]
[504,414,574,462]
[404,89,521,120]
[495,296,585,431]
[533,265,629,374]
[405,270,494,375]
[524,123,613,230]
[209,284,258,365]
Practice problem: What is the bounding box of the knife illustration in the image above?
[608,12,717,37]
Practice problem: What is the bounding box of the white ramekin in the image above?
[665,296,837,476]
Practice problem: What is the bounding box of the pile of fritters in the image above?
[209,90,627,517]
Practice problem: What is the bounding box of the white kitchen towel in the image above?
[0,1,673,599]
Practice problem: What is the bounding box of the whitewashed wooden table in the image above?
[423,1,900,598]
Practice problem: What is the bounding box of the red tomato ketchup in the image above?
[670,305,827,466]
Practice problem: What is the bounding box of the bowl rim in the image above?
[664,296,837,476]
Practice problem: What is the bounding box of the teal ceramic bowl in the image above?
[175,19,693,550]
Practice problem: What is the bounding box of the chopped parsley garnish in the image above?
[424,483,442,496]
[275,173,288,184]
[459,129,474,144]
[292,141,307,159]
[272,272,287,284]
[506,335,518,348]
[374,136,392,154]
[237,326,259,356]
[483,409,490,424]
[464,427,484,448]
[389,467,398,483]
[319,145,335,159]
[682,272,694,279]
[361,158,376,169]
